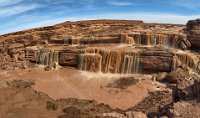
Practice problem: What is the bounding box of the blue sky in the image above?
[0,0,200,34]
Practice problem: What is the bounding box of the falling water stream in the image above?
[121,53,140,74]
[36,49,59,67]
[78,51,140,74]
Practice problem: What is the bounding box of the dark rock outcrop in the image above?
[187,19,200,48]
[172,73,200,101]
[167,67,190,83]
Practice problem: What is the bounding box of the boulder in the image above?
[52,62,58,69]
[44,65,52,71]
[192,78,200,99]
[156,72,168,82]
[179,41,188,50]
[172,72,200,101]
[167,67,190,83]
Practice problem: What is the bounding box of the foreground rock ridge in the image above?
[1,19,200,118]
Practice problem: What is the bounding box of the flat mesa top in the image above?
[0,19,184,40]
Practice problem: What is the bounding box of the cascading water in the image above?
[74,34,189,74]
[121,53,140,74]
[36,49,59,67]
[152,37,157,46]
[36,49,50,66]
[129,33,189,49]
[78,50,140,74]
[171,56,177,71]
[175,52,199,69]
[78,54,83,70]
[101,50,111,73]
[78,53,102,72]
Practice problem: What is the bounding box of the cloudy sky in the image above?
[0,0,200,34]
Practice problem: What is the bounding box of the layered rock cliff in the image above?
[187,19,200,48]
[0,19,199,75]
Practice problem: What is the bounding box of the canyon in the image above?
[0,19,200,118]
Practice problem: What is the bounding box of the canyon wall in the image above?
[0,19,199,74]
[25,47,181,74]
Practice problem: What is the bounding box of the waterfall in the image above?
[171,56,177,71]
[174,52,199,69]
[122,53,140,74]
[104,50,111,73]
[78,50,140,74]
[152,37,157,46]
[99,50,122,73]
[36,49,50,66]
[129,33,188,48]
[78,53,102,72]
[164,35,170,47]
[78,54,83,70]
[36,49,59,67]
[121,34,134,45]
[50,51,59,68]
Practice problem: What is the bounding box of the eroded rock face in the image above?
[167,67,190,83]
[24,42,199,74]
[0,20,190,72]
[25,45,179,74]
[187,19,200,47]
[168,101,200,118]
[171,69,200,101]
[140,56,172,72]
[59,52,78,67]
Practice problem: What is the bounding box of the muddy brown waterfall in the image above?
[78,50,141,74]
[35,49,59,67]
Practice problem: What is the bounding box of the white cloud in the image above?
[0,17,67,34]
[107,1,133,6]
[0,0,22,6]
[0,4,41,17]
